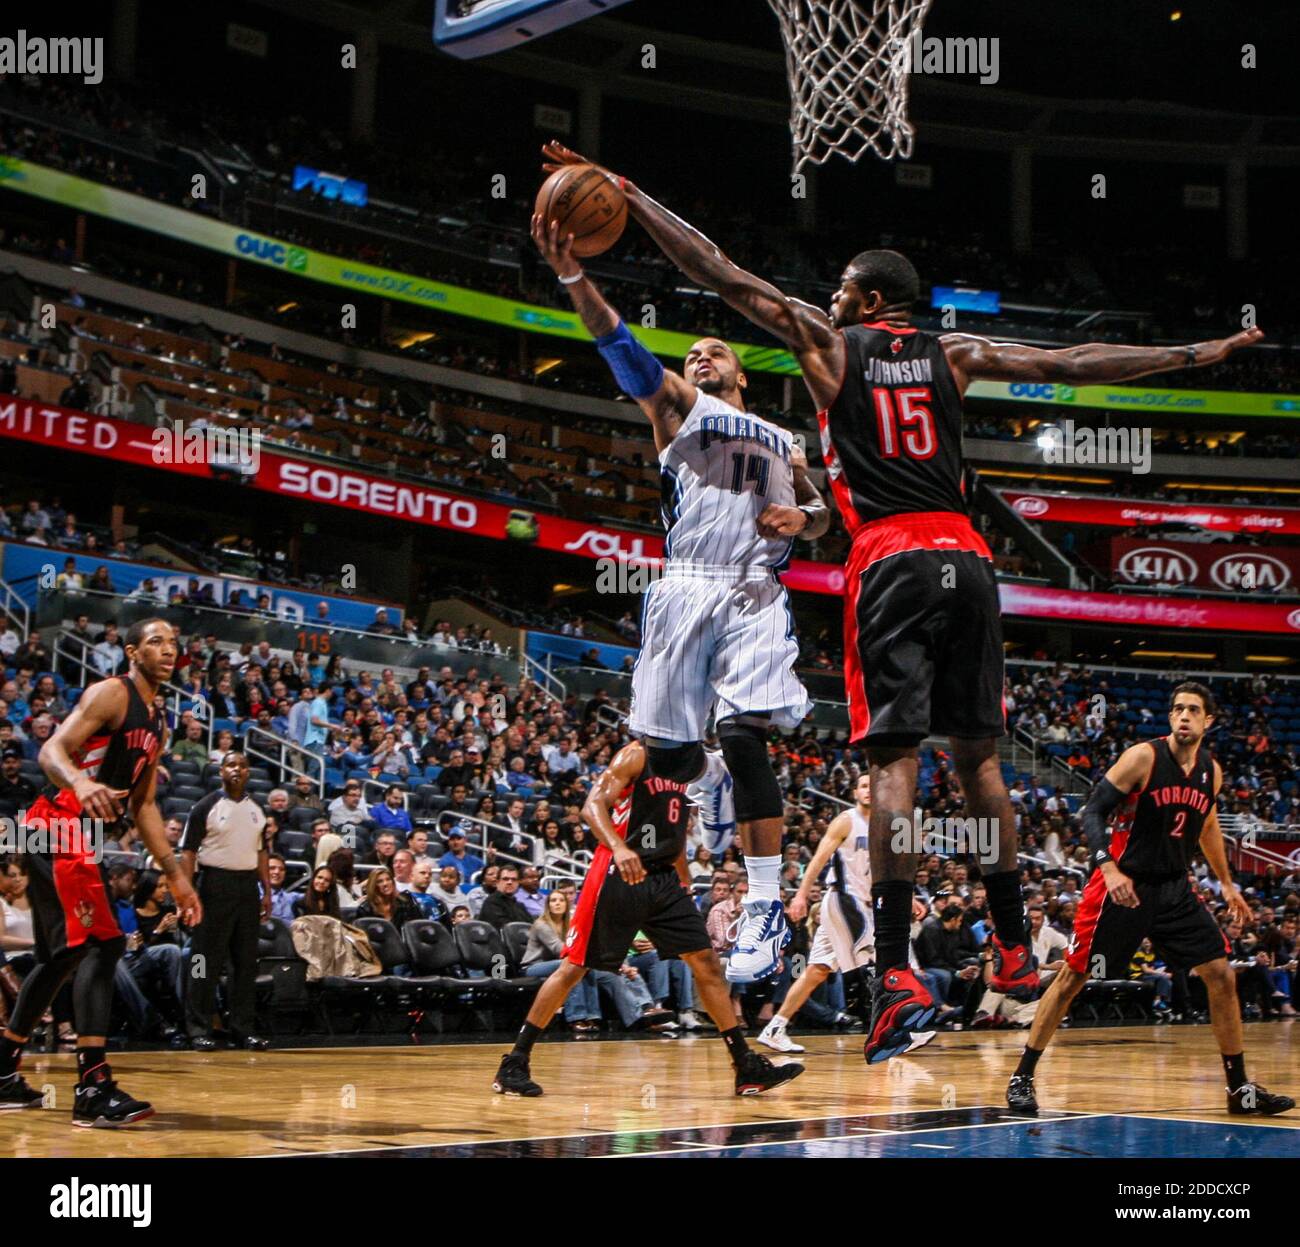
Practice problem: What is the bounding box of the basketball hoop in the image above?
[768,0,933,169]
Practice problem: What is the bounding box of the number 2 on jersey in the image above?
[874,386,937,459]
[729,452,769,497]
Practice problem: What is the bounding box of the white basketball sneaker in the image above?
[725,899,789,983]
[757,1019,805,1054]
[686,750,735,855]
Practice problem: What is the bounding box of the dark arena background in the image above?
[0,0,1298,1211]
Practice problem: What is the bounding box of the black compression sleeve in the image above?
[1081,778,1127,868]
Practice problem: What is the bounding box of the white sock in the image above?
[746,855,781,904]
[690,749,727,792]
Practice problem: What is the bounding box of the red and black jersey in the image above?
[42,675,165,807]
[1110,737,1217,880]
[816,322,967,533]
[610,753,690,866]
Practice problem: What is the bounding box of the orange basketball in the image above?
[534,164,627,258]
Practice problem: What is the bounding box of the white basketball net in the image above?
[768,0,933,169]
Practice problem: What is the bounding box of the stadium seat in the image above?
[500,921,533,973]
[453,920,540,997]
[402,919,491,1004]
[275,830,312,862]
[255,918,312,1031]
[351,917,412,977]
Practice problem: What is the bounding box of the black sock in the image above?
[1222,1051,1247,1092]
[720,1025,749,1066]
[1015,1045,1043,1078]
[0,1034,25,1077]
[871,880,915,971]
[512,1020,543,1058]
[76,1047,110,1087]
[983,870,1029,949]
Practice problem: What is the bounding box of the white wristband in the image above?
[558,270,585,285]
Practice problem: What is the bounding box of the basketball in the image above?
[534,163,626,257]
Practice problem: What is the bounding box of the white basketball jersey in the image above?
[659,388,797,566]
[829,807,872,903]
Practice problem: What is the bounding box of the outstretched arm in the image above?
[942,327,1264,393]
[540,144,842,401]
[531,212,694,453]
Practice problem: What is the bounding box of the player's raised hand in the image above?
[1190,326,1265,365]
[756,503,808,538]
[529,212,581,280]
[542,141,636,194]
[542,140,606,175]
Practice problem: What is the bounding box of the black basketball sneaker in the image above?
[1006,1073,1039,1114]
[0,1071,44,1110]
[734,1051,804,1096]
[864,966,937,1064]
[492,1052,543,1097]
[72,1077,155,1128]
[1227,1083,1294,1116]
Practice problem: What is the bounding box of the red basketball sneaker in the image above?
[864,967,936,1065]
[989,937,1040,999]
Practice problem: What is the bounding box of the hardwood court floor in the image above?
[2,1022,1296,1159]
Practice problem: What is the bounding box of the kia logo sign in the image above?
[1013,496,1049,517]
[1287,608,1300,632]
[1117,546,1198,585]
[1210,553,1291,593]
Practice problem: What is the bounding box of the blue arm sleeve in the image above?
[594,321,665,400]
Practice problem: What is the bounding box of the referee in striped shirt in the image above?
[180,750,271,1051]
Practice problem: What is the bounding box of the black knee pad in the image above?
[644,739,705,785]
[717,717,783,821]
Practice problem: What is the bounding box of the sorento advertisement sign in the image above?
[2,401,1297,634]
